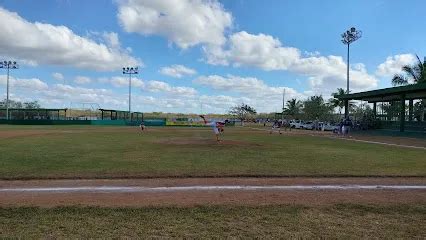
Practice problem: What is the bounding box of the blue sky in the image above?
[0,0,424,113]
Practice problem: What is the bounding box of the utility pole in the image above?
[282,88,286,120]
[0,61,19,120]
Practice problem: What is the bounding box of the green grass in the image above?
[1,204,425,238]
[0,125,425,179]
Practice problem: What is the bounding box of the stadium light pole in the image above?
[122,67,139,121]
[0,61,19,120]
[282,88,286,120]
[341,27,362,118]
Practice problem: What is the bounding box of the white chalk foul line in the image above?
[1,185,425,193]
[243,126,426,150]
[327,136,426,150]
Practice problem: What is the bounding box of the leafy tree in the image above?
[1,99,41,109]
[382,101,403,121]
[284,98,302,118]
[302,95,333,121]
[329,88,355,115]
[351,103,378,129]
[1,99,22,108]
[413,101,424,121]
[0,99,41,109]
[392,54,425,121]
[229,103,257,124]
[24,101,41,109]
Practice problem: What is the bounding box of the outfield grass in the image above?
[0,125,425,179]
[1,204,425,238]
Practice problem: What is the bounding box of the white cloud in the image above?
[146,80,197,96]
[159,64,196,78]
[102,32,120,48]
[0,73,304,113]
[299,57,378,94]
[43,84,128,108]
[74,76,92,85]
[52,72,64,81]
[1,74,201,112]
[98,76,197,96]
[117,0,232,49]
[0,7,140,71]
[204,31,378,94]
[205,31,300,70]
[376,54,416,77]
[102,76,145,88]
[194,74,302,100]
[0,75,48,90]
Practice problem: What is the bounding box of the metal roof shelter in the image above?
[99,109,143,121]
[0,108,67,120]
[338,84,426,132]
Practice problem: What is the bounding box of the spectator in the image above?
[343,117,352,136]
[339,119,344,136]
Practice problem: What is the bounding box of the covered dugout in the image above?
[99,109,143,121]
[0,108,67,120]
[338,84,426,132]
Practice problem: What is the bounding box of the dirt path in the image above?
[1,178,425,207]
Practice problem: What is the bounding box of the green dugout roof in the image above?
[0,108,67,111]
[338,83,426,102]
[99,108,143,114]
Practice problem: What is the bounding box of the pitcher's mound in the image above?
[157,137,261,146]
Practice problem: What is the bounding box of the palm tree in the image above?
[329,88,345,115]
[392,55,425,121]
[284,98,302,117]
[392,55,426,85]
[329,88,355,115]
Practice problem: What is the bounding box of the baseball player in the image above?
[200,115,225,142]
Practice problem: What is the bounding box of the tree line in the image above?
[231,55,425,123]
[0,99,41,109]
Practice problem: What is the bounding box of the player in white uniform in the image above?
[200,115,224,142]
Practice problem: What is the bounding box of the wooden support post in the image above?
[344,100,349,118]
[373,102,377,119]
[408,99,413,122]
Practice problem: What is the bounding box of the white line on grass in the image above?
[1,185,425,193]
[241,126,426,150]
[326,136,426,150]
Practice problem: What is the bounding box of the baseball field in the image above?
[1,125,425,238]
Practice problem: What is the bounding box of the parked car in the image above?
[301,121,314,130]
[290,120,304,129]
[321,122,339,131]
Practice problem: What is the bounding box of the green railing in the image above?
[0,118,167,126]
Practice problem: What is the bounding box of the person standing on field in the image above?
[140,121,146,132]
[270,119,282,134]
